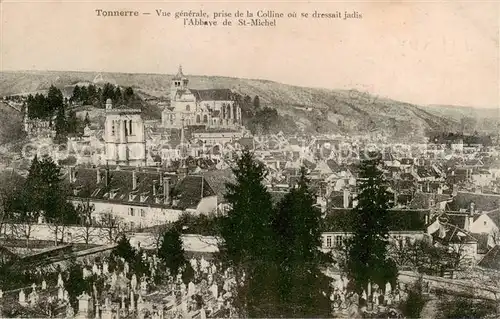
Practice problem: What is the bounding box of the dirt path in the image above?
[419,298,439,319]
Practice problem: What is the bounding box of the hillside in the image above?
[0,70,497,141]
[0,101,24,145]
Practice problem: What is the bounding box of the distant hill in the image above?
[0,70,498,141]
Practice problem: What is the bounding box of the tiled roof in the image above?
[478,245,500,270]
[200,169,235,203]
[451,191,500,212]
[322,208,429,232]
[175,175,215,209]
[65,166,215,209]
[408,192,452,209]
[190,89,233,102]
[471,233,490,254]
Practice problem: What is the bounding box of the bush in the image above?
[400,279,427,318]
[437,296,498,319]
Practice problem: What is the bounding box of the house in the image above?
[321,208,431,252]
[65,166,220,229]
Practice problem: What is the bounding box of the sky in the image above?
[1,1,499,108]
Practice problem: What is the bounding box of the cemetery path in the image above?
[419,297,438,319]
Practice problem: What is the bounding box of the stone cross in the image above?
[78,292,92,314]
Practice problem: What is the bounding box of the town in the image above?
[0,66,499,318]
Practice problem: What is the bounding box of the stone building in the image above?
[104,99,146,167]
[161,66,242,129]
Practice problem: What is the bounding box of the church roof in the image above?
[191,89,233,102]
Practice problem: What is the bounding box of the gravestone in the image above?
[77,292,92,315]
[18,289,26,306]
[41,279,47,290]
[57,273,64,288]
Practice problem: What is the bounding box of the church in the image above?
[161,66,242,129]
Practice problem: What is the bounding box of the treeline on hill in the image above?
[25,86,91,143]
[232,93,298,135]
[70,83,137,107]
[427,130,494,146]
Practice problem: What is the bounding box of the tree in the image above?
[47,85,63,114]
[66,110,79,135]
[102,83,116,103]
[219,149,275,317]
[124,87,134,103]
[181,262,195,286]
[75,197,96,245]
[345,151,398,292]
[84,112,91,127]
[114,87,122,105]
[71,85,81,103]
[270,167,332,317]
[158,227,186,278]
[54,104,67,144]
[112,234,136,263]
[65,261,89,309]
[4,156,45,247]
[253,95,260,110]
[98,211,124,243]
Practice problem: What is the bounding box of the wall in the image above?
[72,200,184,229]
[1,223,114,245]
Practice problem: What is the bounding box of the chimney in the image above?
[132,171,138,190]
[343,188,350,208]
[163,177,171,204]
[470,202,475,214]
[69,167,74,183]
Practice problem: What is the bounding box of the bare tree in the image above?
[74,198,96,244]
[97,211,126,244]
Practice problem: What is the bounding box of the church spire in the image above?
[174,64,184,80]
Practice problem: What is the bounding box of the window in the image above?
[335,235,342,247]
[186,105,191,112]
[111,121,115,136]
[141,209,146,217]
[129,208,134,216]
[196,115,201,123]
[124,120,128,136]
[203,115,208,123]
[129,120,133,135]
[326,236,332,248]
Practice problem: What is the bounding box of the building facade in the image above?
[161,66,242,129]
[104,99,146,166]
